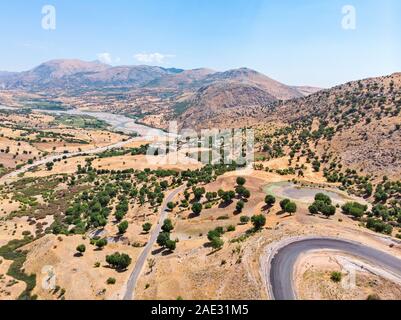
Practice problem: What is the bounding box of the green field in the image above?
[55,115,109,130]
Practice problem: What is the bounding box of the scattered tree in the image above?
[95,238,108,250]
[320,204,336,218]
[157,232,170,248]
[236,177,246,186]
[309,195,336,218]
[366,218,393,235]
[221,190,236,203]
[280,199,291,211]
[193,187,206,201]
[192,202,203,215]
[308,204,319,215]
[161,219,174,233]
[240,216,250,224]
[142,222,152,233]
[265,195,276,207]
[118,221,129,234]
[284,201,297,215]
[210,237,224,250]
[251,214,266,230]
[76,244,86,256]
[106,252,132,270]
[166,240,177,251]
[342,202,368,219]
[167,202,176,211]
[207,229,222,241]
[315,193,332,205]
[236,200,245,213]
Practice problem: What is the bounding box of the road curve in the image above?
[0,137,140,185]
[267,237,401,300]
[123,186,185,300]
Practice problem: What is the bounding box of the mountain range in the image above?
[0,59,320,98]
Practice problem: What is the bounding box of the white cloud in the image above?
[133,53,175,64]
[97,52,113,64]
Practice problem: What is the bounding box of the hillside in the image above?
[202,68,305,100]
[259,72,401,178]
[146,68,216,89]
[174,81,276,130]
[291,85,323,96]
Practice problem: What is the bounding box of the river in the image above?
[0,105,169,139]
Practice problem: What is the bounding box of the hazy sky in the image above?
[0,0,400,87]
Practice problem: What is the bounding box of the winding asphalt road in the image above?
[268,238,401,300]
[123,186,185,300]
[0,137,139,185]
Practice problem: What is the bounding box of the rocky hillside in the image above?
[146,68,216,90]
[175,81,276,130]
[200,68,305,100]
[262,72,401,178]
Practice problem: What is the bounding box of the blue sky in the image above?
[0,0,400,87]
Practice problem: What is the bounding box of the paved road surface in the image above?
[123,186,185,300]
[0,137,139,185]
[268,238,401,300]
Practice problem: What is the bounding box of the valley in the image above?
[0,60,400,301]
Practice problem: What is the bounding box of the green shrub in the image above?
[236,177,246,186]
[161,219,174,233]
[265,195,276,207]
[280,199,291,211]
[315,193,332,205]
[142,222,152,233]
[366,218,393,235]
[284,202,297,215]
[192,202,203,215]
[240,216,250,224]
[76,244,86,255]
[251,215,266,230]
[330,271,342,283]
[118,221,129,234]
[106,252,132,270]
[236,200,245,212]
[342,202,368,218]
[157,232,170,247]
[166,240,177,251]
[0,237,36,300]
[210,237,224,250]
[95,238,108,249]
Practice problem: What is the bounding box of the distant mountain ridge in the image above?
[0,59,320,98]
